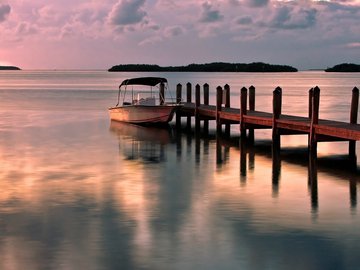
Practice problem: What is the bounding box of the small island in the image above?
[109,62,298,72]
[0,66,21,70]
[325,63,360,72]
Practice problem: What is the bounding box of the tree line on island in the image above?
[325,63,360,72]
[109,62,298,72]
[109,62,360,72]
[1,63,359,72]
[0,66,21,70]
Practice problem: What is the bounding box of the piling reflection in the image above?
[213,130,359,214]
[308,152,319,214]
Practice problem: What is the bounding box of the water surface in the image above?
[0,70,359,269]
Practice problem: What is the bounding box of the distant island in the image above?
[0,66,21,70]
[108,62,298,72]
[325,63,360,72]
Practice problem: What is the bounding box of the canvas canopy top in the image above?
[119,77,167,88]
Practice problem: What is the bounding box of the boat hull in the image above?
[108,105,176,124]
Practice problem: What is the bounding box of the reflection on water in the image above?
[1,115,360,269]
[110,121,173,163]
[0,71,360,269]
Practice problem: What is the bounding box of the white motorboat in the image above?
[109,77,178,125]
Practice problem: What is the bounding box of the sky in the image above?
[0,0,359,70]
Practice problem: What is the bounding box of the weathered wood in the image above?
[249,85,255,111]
[203,83,209,133]
[186,82,192,129]
[249,85,255,143]
[195,84,201,132]
[309,86,320,153]
[349,87,359,159]
[224,84,230,108]
[240,87,248,135]
[203,83,209,105]
[177,83,360,158]
[224,84,231,136]
[216,86,223,132]
[176,83,182,128]
[272,87,282,143]
[308,88,313,119]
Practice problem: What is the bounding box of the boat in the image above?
[108,77,179,125]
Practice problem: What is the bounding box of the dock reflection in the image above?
[109,121,173,163]
[213,133,359,213]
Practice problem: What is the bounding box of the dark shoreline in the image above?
[0,66,21,70]
[108,62,298,72]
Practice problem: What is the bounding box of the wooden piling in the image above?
[216,86,223,133]
[248,85,255,143]
[272,87,282,144]
[349,87,359,160]
[203,83,209,134]
[224,84,231,136]
[308,88,314,119]
[240,87,248,136]
[186,82,192,129]
[309,86,320,153]
[176,83,182,128]
[249,86,255,111]
[195,84,201,132]
[176,82,360,160]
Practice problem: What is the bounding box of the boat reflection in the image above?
[109,120,173,163]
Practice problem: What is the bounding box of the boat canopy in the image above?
[119,77,167,87]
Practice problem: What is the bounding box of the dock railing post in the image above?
[309,86,320,154]
[308,88,314,119]
[216,86,223,134]
[176,83,182,128]
[224,84,231,136]
[349,87,359,160]
[248,85,255,143]
[272,87,282,144]
[203,83,209,134]
[272,87,282,187]
[186,82,192,130]
[195,84,201,133]
[240,87,248,137]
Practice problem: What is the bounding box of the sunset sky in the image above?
[0,0,359,70]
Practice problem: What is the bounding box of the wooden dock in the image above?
[175,83,360,158]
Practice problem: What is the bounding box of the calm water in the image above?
[0,70,359,270]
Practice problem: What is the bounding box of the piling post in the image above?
[349,87,359,160]
[186,82,192,130]
[176,83,182,128]
[248,85,255,143]
[249,86,255,111]
[240,87,248,137]
[309,86,320,154]
[308,88,314,119]
[224,84,231,136]
[272,87,282,144]
[203,83,209,134]
[216,86,223,133]
[195,84,201,132]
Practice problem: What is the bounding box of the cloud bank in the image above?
[0,0,359,69]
